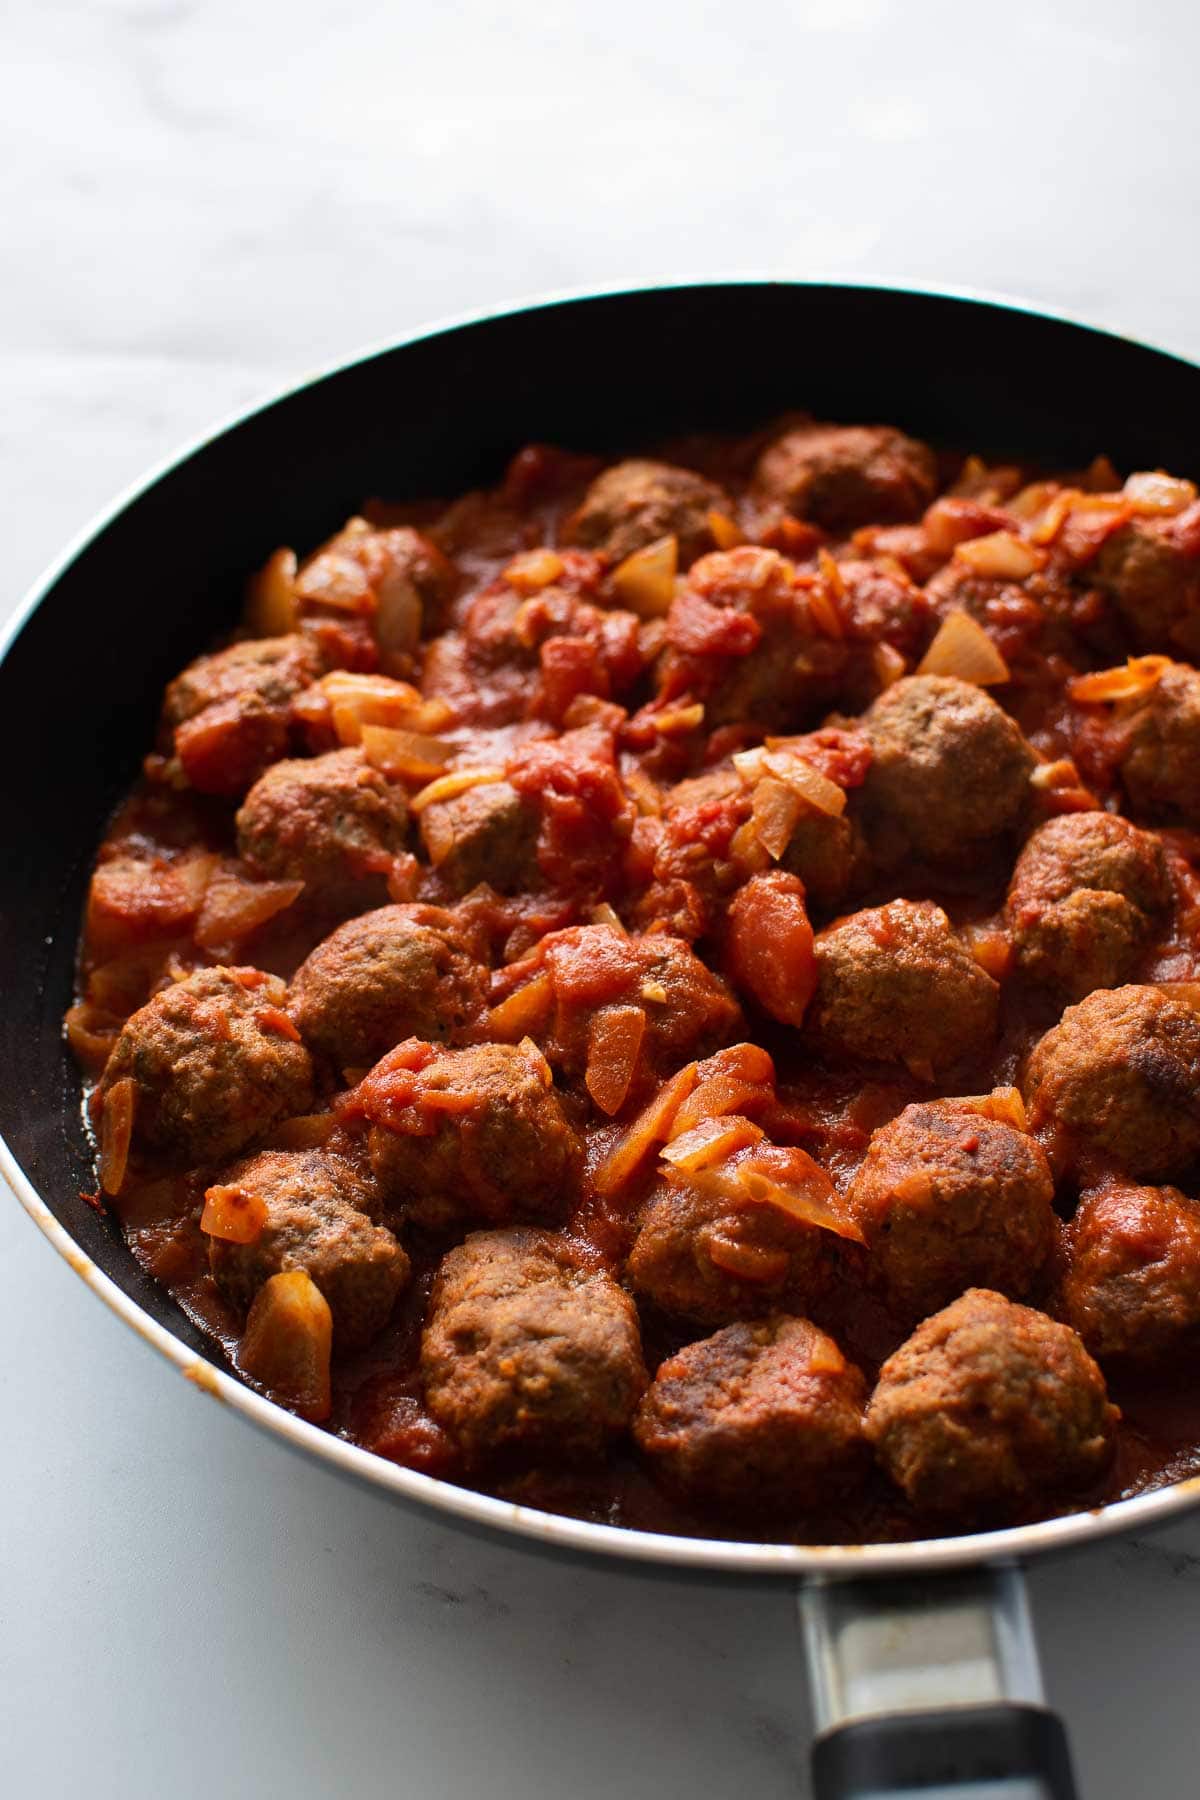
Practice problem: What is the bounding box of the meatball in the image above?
[810,901,998,1076]
[1059,1182,1200,1362]
[1023,984,1200,1180]
[161,633,322,796]
[1093,507,1200,649]
[865,1288,1118,1514]
[634,1316,868,1511]
[626,1168,840,1327]
[418,778,539,895]
[661,546,847,732]
[236,746,409,911]
[563,458,727,566]
[363,1041,580,1230]
[859,675,1035,868]
[753,422,937,532]
[1118,660,1200,825]
[97,966,313,1166]
[207,1149,409,1350]
[539,925,742,1104]
[289,904,488,1070]
[295,523,457,668]
[421,1228,647,1462]
[1006,812,1169,999]
[848,1103,1057,1322]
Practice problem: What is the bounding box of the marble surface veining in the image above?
[4,2,1200,1795]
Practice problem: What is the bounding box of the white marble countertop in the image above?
[4,2,1200,1794]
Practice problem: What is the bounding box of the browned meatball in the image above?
[780,809,865,912]
[634,1316,868,1511]
[1006,812,1169,999]
[97,966,313,1166]
[626,1169,840,1326]
[848,1103,1056,1321]
[362,1040,581,1230]
[207,1149,409,1350]
[1023,985,1200,1181]
[859,675,1036,868]
[1118,661,1200,825]
[289,904,487,1070]
[418,779,539,895]
[563,458,727,565]
[1093,508,1200,649]
[1059,1182,1200,1362]
[753,422,937,531]
[421,1228,647,1462]
[810,901,999,1076]
[865,1288,1118,1515]
[236,747,409,911]
[162,634,322,796]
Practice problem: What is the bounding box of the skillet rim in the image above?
[7,276,1200,1576]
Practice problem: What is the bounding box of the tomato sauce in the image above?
[72,426,1200,1543]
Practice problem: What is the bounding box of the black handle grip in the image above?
[811,1702,1078,1800]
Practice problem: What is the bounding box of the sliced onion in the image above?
[953,530,1044,579]
[99,1077,135,1197]
[201,1183,269,1244]
[704,1233,791,1284]
[245,547,298,636]
[751,776,801,860]
[917,609,1010,686]
[951,1087,1028,1131]
[1124,470,1198,516]
[650,702,705,735]
[872,642,907,689]
[1068,656,1170,704]
[410,766,507,813]
[611,535,678,617]
[661,1114,764,1172]
[735,1158,864,1243]
[504,548,565,593]
[707,509,744,550]
[762,750,846,816]
[594,1061,698,1197]
[360,723,452,783]
[240,1271,332,1422]
[487,971,554,1041]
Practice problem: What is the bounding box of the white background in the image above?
[4,3,1200,1795]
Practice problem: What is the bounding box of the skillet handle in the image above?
[800,1566,1078,1800]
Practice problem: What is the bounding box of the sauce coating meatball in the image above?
[848,1103,1056,1322]
[859,675,1036,868]
[1093,507,1200,649]
[206,1149,409,1350]
[289,903,487,1070]
[753,422,937,531]
[865,1288,1118,1514]
[421,1228,647,1462]
[1005,812,1169,1000]
[161,633,322,796]
[1059,1182,1200,1362]
[1023,984,1200,1181]
[563,458,727,565]
[810,901,998,1076]
[626,1167,840,1327]
[417,779,539,895]
[359,1040,581,1230]
[236,746,409,911]
[97,966,313,1166]
[1117,660,1200,825]
[634,1316,868,1511]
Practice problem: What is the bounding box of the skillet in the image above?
[6,280,1200,1798]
